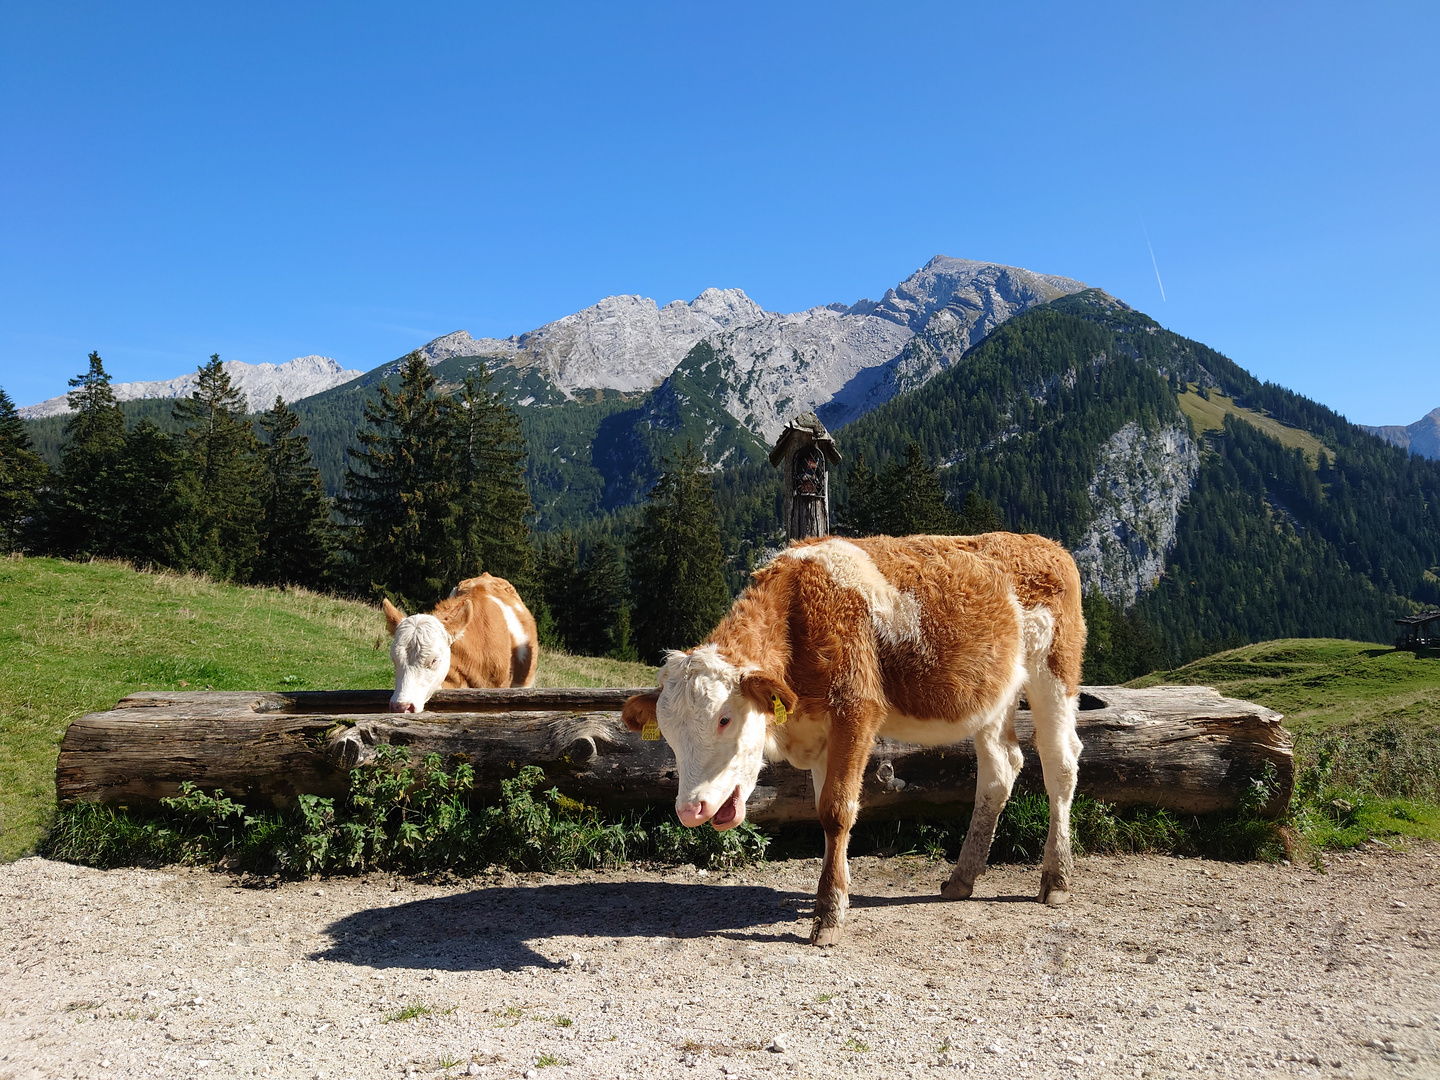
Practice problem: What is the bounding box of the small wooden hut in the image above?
[769,412,841,542]
[1394,610,1440,649]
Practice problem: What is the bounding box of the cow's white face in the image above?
[655,646,771,830]
[389,614,452,713]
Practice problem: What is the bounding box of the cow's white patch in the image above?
[1020,602,1056,673]
[779,539,922,648]
[654,645,769,830]
[488,595,527,649]
[390,613,452,712]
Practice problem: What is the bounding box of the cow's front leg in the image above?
[942,708,1023,900]
[811,710,877,947]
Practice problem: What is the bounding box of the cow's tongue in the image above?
[713,788,740,826]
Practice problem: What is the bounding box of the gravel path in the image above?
[1,844,1437,1080]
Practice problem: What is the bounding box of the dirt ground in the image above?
[1,844,1437,1080]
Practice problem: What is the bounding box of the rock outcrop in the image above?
[1071,420,1201,606]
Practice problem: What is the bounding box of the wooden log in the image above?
[56,685,1292,818]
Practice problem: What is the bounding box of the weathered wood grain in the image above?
[56,685,1291,818]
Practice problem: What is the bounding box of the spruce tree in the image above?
[629,443,730,663]
[47,352,128,557]
[840,442,961,536]
[572,541,634,659]
[340,353,459,610]
[957,488,1004,534]
[450,367,533,584]
[254,396,334,590]
[0,387,48,553]
[838,452,880,535]
[890,441,961,534]
[113,420,191,569]
[174,355,259,580]
[535,531,582,648]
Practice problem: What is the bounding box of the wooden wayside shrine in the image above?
[57,685,1294,821]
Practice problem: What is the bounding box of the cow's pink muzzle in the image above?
[677,786,743,830]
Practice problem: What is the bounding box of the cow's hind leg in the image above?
[1030,666,1082,906]
[942,705,1023,900]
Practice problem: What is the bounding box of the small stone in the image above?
[466,1065,481,1076]
[985,1043,1004,1055]
[768,1035,788,1053]
[1063,1055,1085,1067]
[524,1072,537,1080]
[1141,1006,1159,1018]
[1185,1002,1201,1013]
[1144,952,1159,964]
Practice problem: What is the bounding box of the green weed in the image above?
[383,1003,433,1023]
[44,751,768,876]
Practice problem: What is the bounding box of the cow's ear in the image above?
[621,690,660,733]
[441,599,472,643]
[740,673,797,718]
[382,598,405,634]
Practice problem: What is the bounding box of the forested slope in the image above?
[820,291,1440,661]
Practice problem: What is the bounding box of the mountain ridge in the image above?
[1363,408,1440,460]
[19,355,362,419]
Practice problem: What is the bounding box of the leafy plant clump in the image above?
[837,781,1287,867]
[42,747,768,876]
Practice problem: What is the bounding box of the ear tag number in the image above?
[772,695,788,725]
[641,719,661,741]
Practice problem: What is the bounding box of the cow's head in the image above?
[383,597,471,713]
[621,645,795,831]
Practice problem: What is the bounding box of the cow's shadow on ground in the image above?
[312,881,815,972]
[311,881,1038,973]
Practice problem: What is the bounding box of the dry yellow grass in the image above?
[1177,385,1333,468]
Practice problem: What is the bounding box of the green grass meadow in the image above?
[1132,639,1440,848]
[0,556,654,862]
[4,560,1438,872]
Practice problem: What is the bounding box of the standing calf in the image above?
[623,533,1085,946]
[384,573,538,712]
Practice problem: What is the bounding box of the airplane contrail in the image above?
[1142,223,1166,302]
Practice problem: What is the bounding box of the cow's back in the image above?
[768,536,1025,726]
[442,574,539,688]
[781,533,1084,703]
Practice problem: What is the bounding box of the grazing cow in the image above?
[622,533,1085,946]
[383,573,538,712]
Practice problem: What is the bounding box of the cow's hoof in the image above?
[810,921,844,947]
[940,878,974,901]
[1038,871,1071,906]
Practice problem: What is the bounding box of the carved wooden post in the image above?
[769,412,841,542]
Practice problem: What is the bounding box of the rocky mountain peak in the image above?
[18,354,363,418]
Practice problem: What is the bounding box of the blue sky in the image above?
[2,2,1436,425]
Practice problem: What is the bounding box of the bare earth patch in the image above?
[1,845,1437,1080]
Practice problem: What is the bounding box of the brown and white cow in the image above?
[383,573,538,712]
[622,533,1085,946]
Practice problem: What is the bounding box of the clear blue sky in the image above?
[2,2,1435,425]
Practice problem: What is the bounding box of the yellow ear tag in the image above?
[641,719,661,741]
[772,694,788,725]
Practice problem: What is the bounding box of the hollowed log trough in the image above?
[56,685,1293,820]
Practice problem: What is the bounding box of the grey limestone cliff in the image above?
[1070,420,1200,607]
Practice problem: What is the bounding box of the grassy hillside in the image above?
[1176,386,1332,468]
[0,557,656,862]
[1132,639,1440,845]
